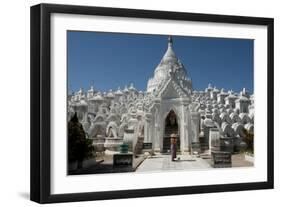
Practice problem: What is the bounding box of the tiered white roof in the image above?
[147,36,192,94]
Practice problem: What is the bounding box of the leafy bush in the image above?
[242,128,254,154]
[68,113,94,169]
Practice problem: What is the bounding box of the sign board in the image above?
[113,153,133,167]
[211,151,232,168]
[143,142,153,149]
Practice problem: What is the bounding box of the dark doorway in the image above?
[163,110,180,153]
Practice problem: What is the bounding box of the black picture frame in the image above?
[30,3,274,204]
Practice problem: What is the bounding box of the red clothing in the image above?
[171,143,177,160]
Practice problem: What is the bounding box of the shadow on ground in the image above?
[18,192,29,200]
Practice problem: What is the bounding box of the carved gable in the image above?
[161,80,180,99]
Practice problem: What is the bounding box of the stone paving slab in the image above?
[136,154,212,172]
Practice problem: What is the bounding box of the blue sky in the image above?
[67,31,253,94]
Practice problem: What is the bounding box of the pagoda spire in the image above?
[168,35,173,47]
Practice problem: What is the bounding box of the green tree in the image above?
[68,112,94,170]
[242,128,254,154]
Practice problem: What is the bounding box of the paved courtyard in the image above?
[136,154,212,172]
[136,153,253,172]
[69,153,253,175]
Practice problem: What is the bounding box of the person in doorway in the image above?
[170,133,177,161]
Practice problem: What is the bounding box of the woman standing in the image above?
[170,133,177,161]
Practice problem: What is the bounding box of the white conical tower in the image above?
[147,36,191,93]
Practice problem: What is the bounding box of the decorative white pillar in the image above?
[191,112,200,143]
[209,128,220,153]
[154,105,161,152]
[144,113,152,142]
[182,99,190,154]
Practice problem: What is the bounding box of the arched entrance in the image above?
[163,110,180,153]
